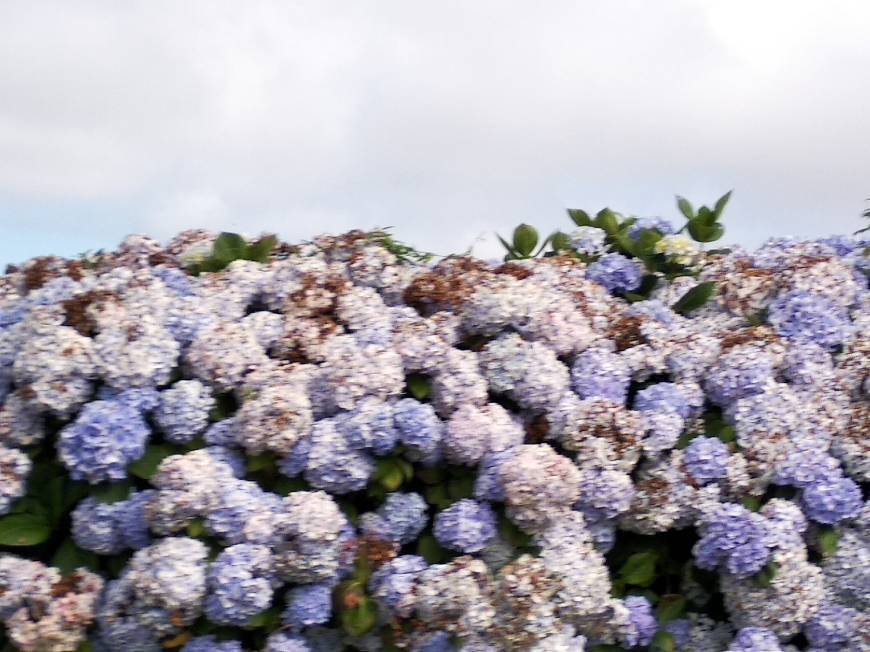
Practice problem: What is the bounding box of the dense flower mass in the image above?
[0,217,866,651]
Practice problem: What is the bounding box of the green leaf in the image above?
[741,496,762,512]
[447,475,475,500]
[512,224,540,257]
[656,594,687,624]
[407,375,431,402]
[51,538,100,575]
[245,607,281,631]
[375,460,405,492]
[212,232,248,264]
[0,513,51,546]
[594,209,620,235]
[186,518,206,539]
[713,190,732,218]
[752,562,778,588]
[417,534,448,564]
[416,467,445,485]
[91,481,131,504]
[128,444,176,480]
[498,516,531,548]
[590,645,629,652]
[341,597,378,637]
[424,484,452,509]
[396,459,415,483]
[717,425,737,444]
[77,642,94,652]
[246,452,276,474]
[672,282,717,316]
[619,551,658,587]
[635,229,664,256]
[244,234,278,263]
[676,196,694,220]
[567,208,592,227]
[687,218,724,243]
[550,231,572,252]
[496,233,518,257]
[818,528,839,557]
[651,632,677,652]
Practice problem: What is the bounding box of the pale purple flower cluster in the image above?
[0,227,866,650]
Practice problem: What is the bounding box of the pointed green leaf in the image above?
[656,594,687,624]
[550,231,572,252]
[244,234,278,263]
[416,534,448,564]
[407,375,431,402]
[128,444,176,480]
[567,208,592,227]
[619,551,658,587]
[818,528,839,557]
[512,224,540,257]
[51,538,100,575]
[713,190,732,217]
[341,597,378,637]
[91,481,131,504]
[594,209,620,235]
[687,218,724,243]
[651,632,677,652]
[676,196,694,220]
[212,232,248,264]
[0,513,51,546]
[496,233,518,256]
[672,282,717,315]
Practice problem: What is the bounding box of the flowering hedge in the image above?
[0,197,867,652]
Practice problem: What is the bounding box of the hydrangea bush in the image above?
[0,197,867,652]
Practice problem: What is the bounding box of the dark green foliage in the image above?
[186,232,279,275]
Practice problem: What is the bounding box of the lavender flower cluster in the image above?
[0,223,867,652]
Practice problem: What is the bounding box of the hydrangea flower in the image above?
[801,476,863,525]
[684,437,730,486]
[0,445,30,515]
[58,399,151,483]
[693,503,772,578]
[154,380,215,444]
[205,544,276,627]
[359,491,428,545]
[283,583,333,630]
[585,253,644,294]
[433,499,497,553]
[768,290,852,348]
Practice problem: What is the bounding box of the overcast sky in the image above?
[1,1,869,266]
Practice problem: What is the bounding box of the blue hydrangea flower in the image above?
[264,632,312,652]
[0,445,30,515]
[568,226,608,256]
[801,476,863,525]
[96,386,161,413]
[629,217,675,239]
[704,351,775,407]
[336,398,398,456]
[684,437,730,486]
[72,490,154,554]
[728,627,783,651]
[182,637,244,652]
[154,380,215,445]
[206,481,283,546]
[58,399,151,484]
[368,555,427,618]
[474,448,518,502]
[624,595,657,647]
[693,504,772,578]
[203,418,239,447]
[585,253,644,294]
[804,603,860,650]
[633,383,693,419]
[204,544,276,627]
[393,399,444,464]
[279,436,312,478]
[433,499,497,553]
[283,583,333,630]
[571,348,630,404]
[768,290,852,349]
[360,492,428,545]
[773,446,841,489]
[303,419,375,494]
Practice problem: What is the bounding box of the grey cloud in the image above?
[1,0,869,265]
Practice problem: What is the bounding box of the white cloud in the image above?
[1,0,869,263]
